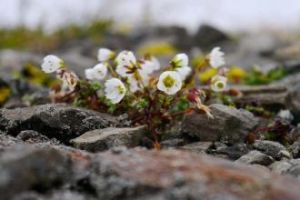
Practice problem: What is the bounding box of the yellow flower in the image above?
[198,68,217,83]
[227,66,246,83]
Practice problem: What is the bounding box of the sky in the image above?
[1,0,300,32]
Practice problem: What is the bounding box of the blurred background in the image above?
[1,0,300,107]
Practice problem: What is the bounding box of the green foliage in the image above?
[172,97,190,113]
[243,67,286,85]
[0,20,112,51]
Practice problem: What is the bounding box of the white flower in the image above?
[85,63,107,80]
[41,55,63,73]
[116,50,136,67]
[157,71,182,95]
[171,53,188,67]
[210,75,227,92]
[140,57,160,74]
[104,78,126,104]
[97,48,114,62]
[208,47,225,68]
[175,66,191,81]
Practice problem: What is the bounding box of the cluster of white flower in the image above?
[207,47,227,92]
[41,47,228,105]
[41,55,78,92]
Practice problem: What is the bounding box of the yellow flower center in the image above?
[216,81,224,89]
[117,85,125,94]
[163,75,175,88]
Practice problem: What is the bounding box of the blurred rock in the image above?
[180,141,212,154]
[71,126,146,152]
[253,140,290,160]
[193,24,231,50]
[181,104,258,143]
[0,145,71,200]
[236,150,274,166]
[0,104,119,142]
[270,159,300,180]
[233,85,289,111]
[161,138,185,149]
[208,142,250,160]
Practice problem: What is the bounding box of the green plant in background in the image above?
[243,66,286,85]
[0,20,112,51]
[40,47,231,149]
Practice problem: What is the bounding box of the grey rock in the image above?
[161,139,185,149]
[0,104,119,142]
[0,134,23,152]
[17,130,60,145]
[236,150,274,166]
[233,85,289,111]
[0,49,42,75]
[180,142,212,154]
[270,159,300,180]
[193,24,231,49]
[0,145,71,200]
[272,73,300,121]
[71,126,146,152]
[208,143,250,160]
[181,104,258,143]
[253,140,290,160]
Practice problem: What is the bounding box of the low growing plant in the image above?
[41,47,229,149]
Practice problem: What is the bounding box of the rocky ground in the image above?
[1,25,300,199]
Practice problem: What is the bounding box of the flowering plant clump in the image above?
[41,47,229,148]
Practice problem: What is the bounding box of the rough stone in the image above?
[89,148,300,200]
[253,140,290,160]
[161,139,185,149]
[0,145,72,200]
[181,104,258,143]
[179,141,212,154]
[2,145,300,200]
[17,130,60,145]
[270,159,300,180]
[0,104,119,142]
[208,143,250,160]
[71,126,146,152]
[236,150,274,166]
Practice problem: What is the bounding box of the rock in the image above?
[17,130,60,145]
[89,148,300,200]
[233,85,289,111]
[193,24,230,49]
[0,50,42,75]
[253,140,290,160]
[161,139,185,149]
[2,144,300,199]
[289,130,300,158]
[272,73,300,122]
[0,104,119,143]
[208,143,250,160]
[180,141,212,154]
[181,104,258,143]
[71,126,146,152]
[282,59,300,74]
[0,145,71,200]
[236,150,274,166]
[270,159,300,180]
[0,134,23,151]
